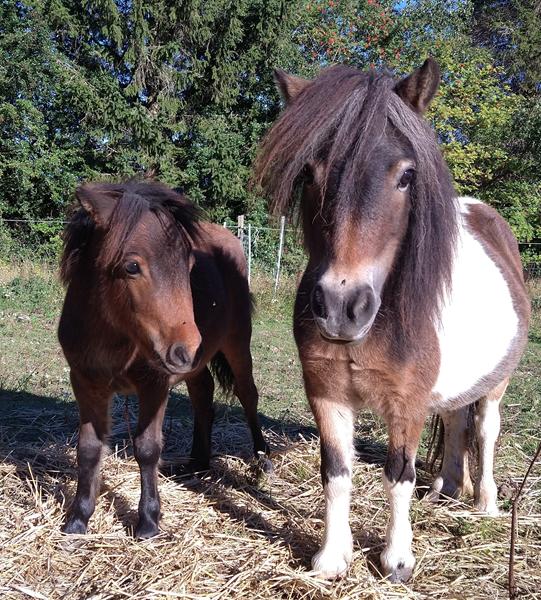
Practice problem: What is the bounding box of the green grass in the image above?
[0,259,540,478]
[501,280,541,457]
[0,257,539,600]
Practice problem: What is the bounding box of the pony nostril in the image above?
[346,299,357,321]
[312,284,328,320]
[347,287,375,322]
[167,343,189,367]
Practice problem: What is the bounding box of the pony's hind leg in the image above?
[428,406,474,502]
[380,408,426,583]
[186,367,215,471]
[222,345,269,460]
[473,378,508,515]
[133,378,169,539]
[63,371,111,535]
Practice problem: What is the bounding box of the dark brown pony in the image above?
[59,180,268,539]
[255,60,530,582]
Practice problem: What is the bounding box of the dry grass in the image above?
[1,396,540,600]
[1,265,540,599]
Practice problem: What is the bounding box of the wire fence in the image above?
[224,216,305,292]
[0,215,307,293]
[1,217,540,286]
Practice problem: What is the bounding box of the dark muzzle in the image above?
[311,282,380,343]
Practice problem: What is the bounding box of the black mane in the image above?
[254,65,458,343]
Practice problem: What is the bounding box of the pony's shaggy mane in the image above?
[254,65,458,344]
[60,181,200,285]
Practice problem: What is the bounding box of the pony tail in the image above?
[425,405,478,476]
[210,351,235,397]
[425,414,445,474]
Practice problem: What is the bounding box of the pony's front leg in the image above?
[310,396,355,579]
[63,371,111,534]
[133,379,169,539]
[380,411,425,583]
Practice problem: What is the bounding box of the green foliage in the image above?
[0,0,539,257]
[0,274,61,317]
[291,0,402,68]
[0,219,13,257]
[0,3,92,222]
[389,0,541,243]
[473,0,541,97]
[0,1,297,221]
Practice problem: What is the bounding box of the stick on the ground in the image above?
[509,439,541,599]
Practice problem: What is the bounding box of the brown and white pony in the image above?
[254,60,530,582]
[59,181,269,539]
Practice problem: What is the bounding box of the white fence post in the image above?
[237,215,245,244]
[247,223,252,287]
[274,216,286,296]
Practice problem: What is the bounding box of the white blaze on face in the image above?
[432,197,518,405]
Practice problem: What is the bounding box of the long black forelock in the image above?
[255,64,458,344]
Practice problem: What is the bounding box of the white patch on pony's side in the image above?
[431,197,518,406]
[312,474,353,579]
[460,195,483,206]
[380,475,415,580]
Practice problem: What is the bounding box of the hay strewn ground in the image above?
[1,266,540,599]
[1,396,540,600]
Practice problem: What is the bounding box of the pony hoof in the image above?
[380,549,415,583]
[256,452,273,474]
[248,456,273,486]
[473,501,500,516]
[62,518,87,535]
[425,487,441,503]
[311,545,352,579]
[474,483,500,516]
[386,564,414,584]
[428,475,473,503]
[135,521,160,540]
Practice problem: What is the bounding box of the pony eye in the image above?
[398,169,414,191]
[302,164,315,185]
[125,261,141,276]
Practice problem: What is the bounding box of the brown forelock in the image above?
[255,64,459,347]
[60,181,200,283]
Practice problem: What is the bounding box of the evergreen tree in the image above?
[0,0,539,251]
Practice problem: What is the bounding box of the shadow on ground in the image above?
[0,386,391,572]
[0,387,390,467]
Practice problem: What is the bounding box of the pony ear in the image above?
[273,68,311,104]
[76,183,120,227]
[395,58,440,114]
